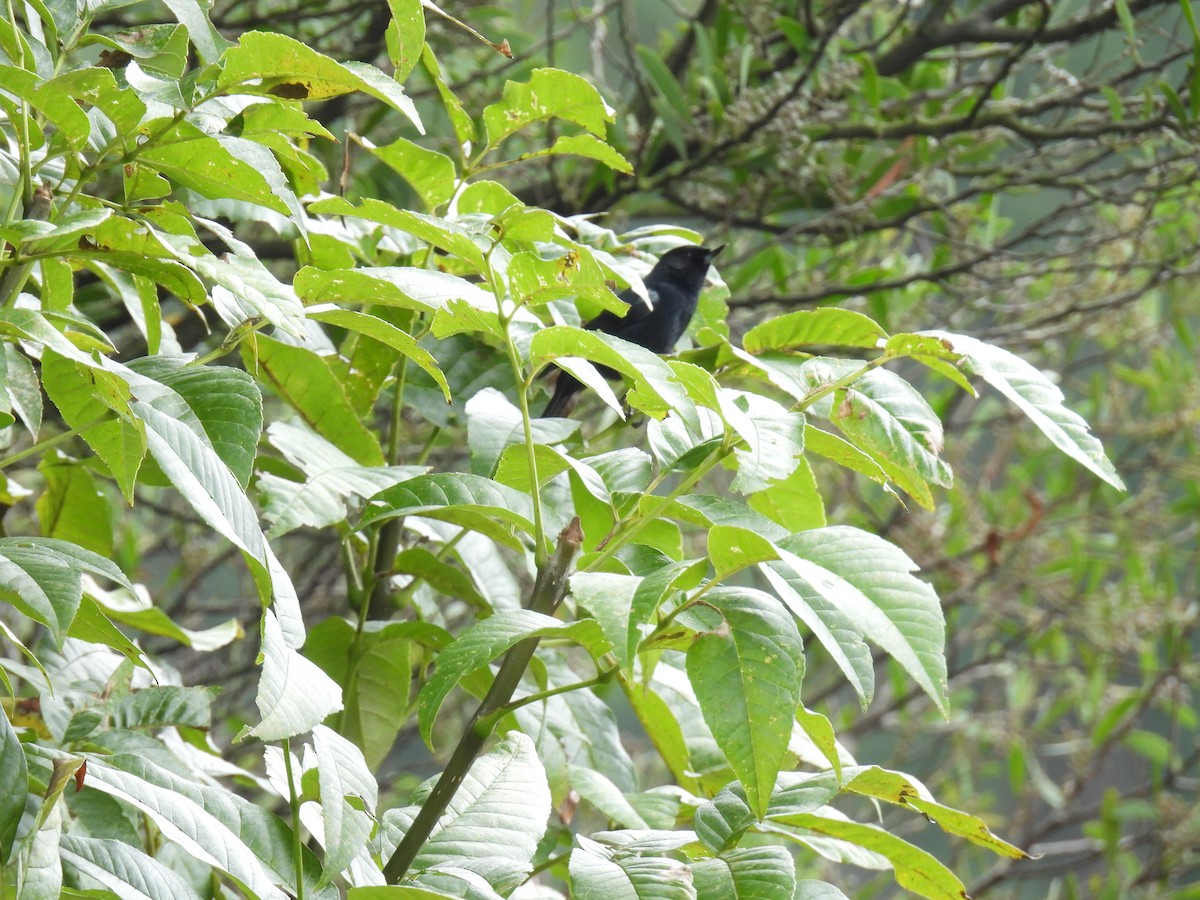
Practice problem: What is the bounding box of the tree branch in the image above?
[380,517,584,885]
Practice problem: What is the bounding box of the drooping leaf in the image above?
[360,473,537,551]
[126,358,263,489]
[247,335,383,467]
[925,330,1125,489]
[258,421,423,537]
[845,766,1027,859]
[779,527,947,714]
[687,586,804,818]
[309,306,450,401]
[482,68,613,147]
[743,309,888,353]
[219,31,422,131]
[0,537,133,644]
[690,845,797,900]
[248,611,343,742]
[312,725,378,884]
[568,835,696,900]
[0,710,26,860]
[59,834,202,900]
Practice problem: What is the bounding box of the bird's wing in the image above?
[584,287,659,332]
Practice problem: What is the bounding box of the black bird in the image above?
[541,243,724,417]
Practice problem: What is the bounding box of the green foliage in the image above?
[0,0,1135,898]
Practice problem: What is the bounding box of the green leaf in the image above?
[152,227,306,336]
[0,537,133,644]
[304,618,449,768]
[113,361,301,643]
[824,366,952,489]
[4,343,42,436]
[38,747,330,898]
[160,0,227,62]
[687,586,804,818]
[690,846,797,900]
[36,455,113,556]
[138,123,291,215]
[349,888,456,899]
[309,197,485,270]
[569,836,696,900]
[248,335,383,467]
[87,580,239,651]
[744,309,888,353]
[482,67,613,147]
[18,782,63,899]
[756,540,876,708]
[385,0,425,81]
[529,325,693,420]
[127,358,263,489]
[568,765,648,829]
[0,709,26,860]
[258,420,423,537]
[417,610,610,747]
[420,46,475,145]
[718,390,805,494]
[779,527,947,714]
[360,473,536,551]
[311,725,377,885]
[59,834,202,900]
[219,31,423,132]
[884,333,973,394]
[107,686,215,731]
[68,597,150,670]
[803,424,889,489]
[309,306,450,401]
[769,811,967,900]
[622,680,697,793]
[845,766,1028,859]
[794,881,851,899]
[748,455,826,531]
[368,136,456,210]
[386,732,550,892]
[796,706,843,780]
[519,133,632,173]
[296,266,498,314]
[249,610,343,741]
[509,247,624,314]
[925,330,1125,489]
[467,387,579,476]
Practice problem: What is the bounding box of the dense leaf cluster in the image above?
[0,0,1130,897]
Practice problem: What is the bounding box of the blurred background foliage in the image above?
[69,0,1200,895]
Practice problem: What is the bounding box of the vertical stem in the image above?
[282,738,307,900]
[380,518,584,884]
[0,184,53,309]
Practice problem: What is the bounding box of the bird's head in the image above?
[649,243,725,294]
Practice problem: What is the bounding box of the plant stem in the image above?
[0,410,112,470]
[794,355,892,412]
[0,184,53,309]
[366,358,413,619]
[586,443,728,570]
[380,517,584,885]
[475,664,617,733]
[281,738,306,900]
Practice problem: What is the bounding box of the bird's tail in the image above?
[540,373,581,418]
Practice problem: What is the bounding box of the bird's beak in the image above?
[705,244,726,265]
